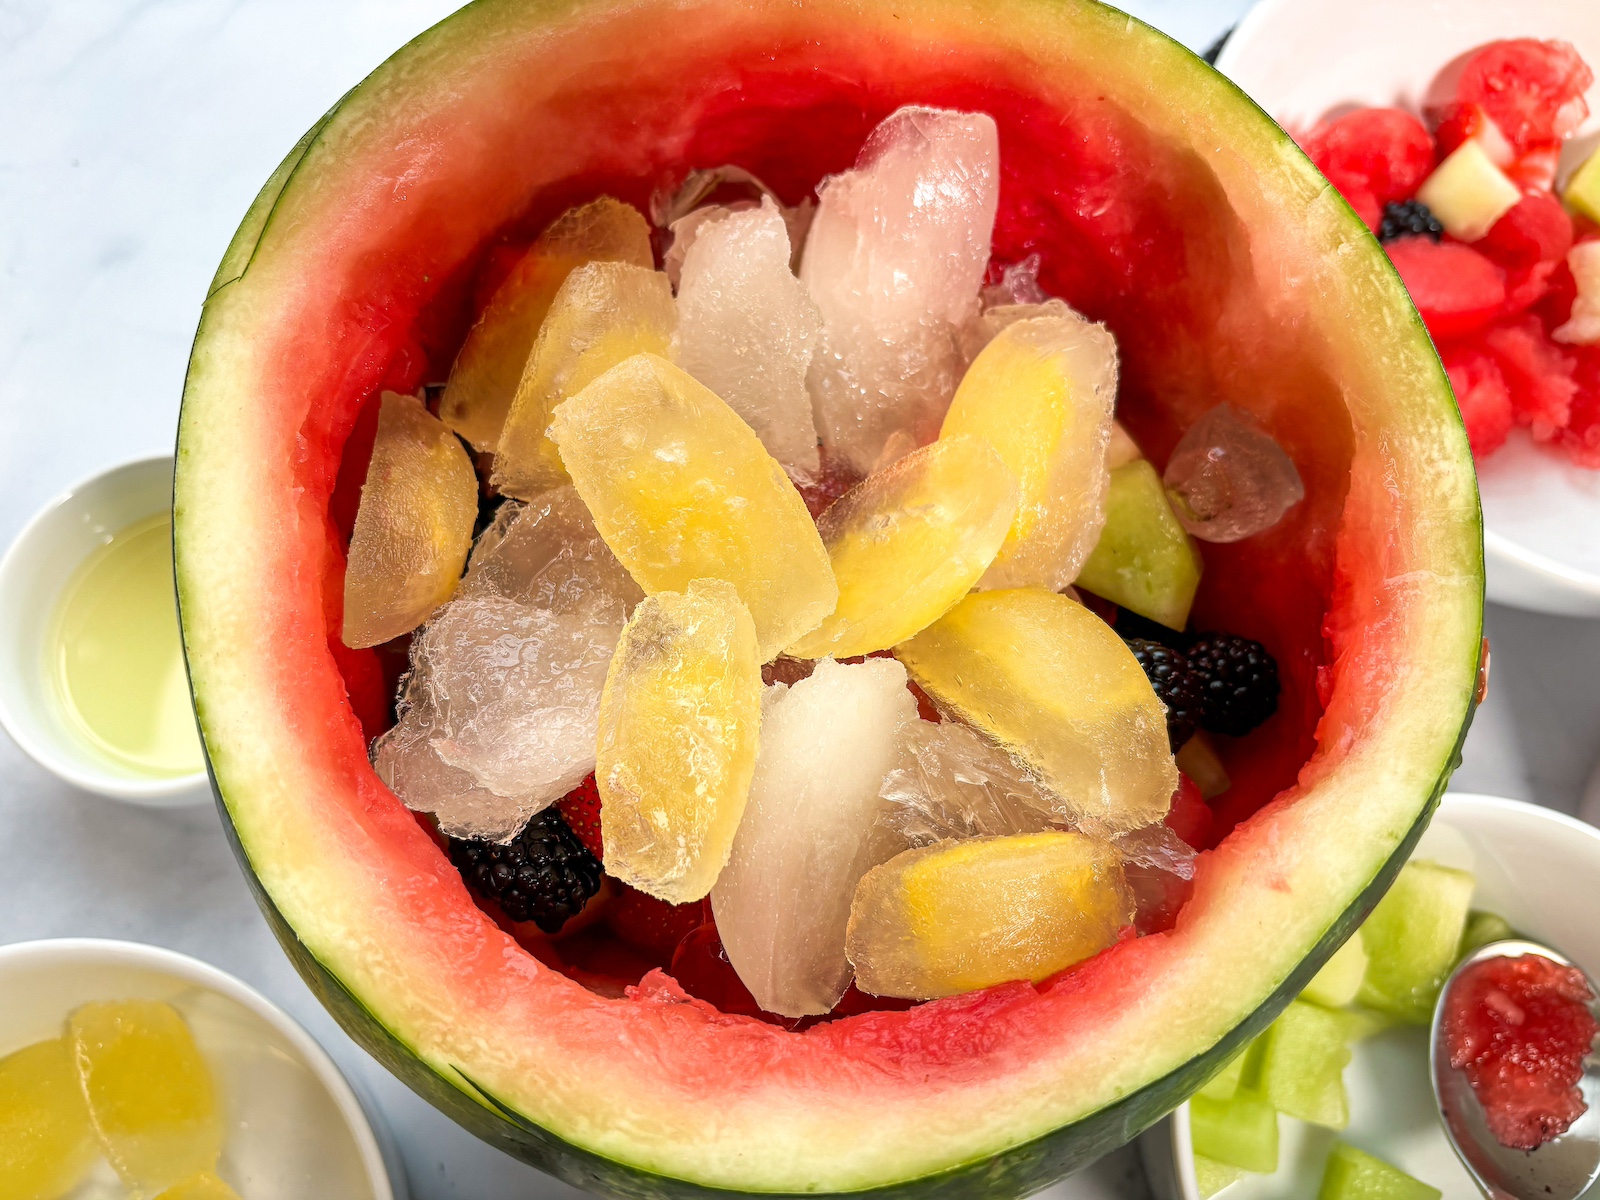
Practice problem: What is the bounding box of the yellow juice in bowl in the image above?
[48,513,203,778]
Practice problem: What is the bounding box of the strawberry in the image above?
[556,774,604,860]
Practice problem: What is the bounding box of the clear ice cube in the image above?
[877,718,1060,846]
[980,255,1050,308]
[673,198,823,479]
[1162,404,1305,543]
[799,106,1000,474]
[711,657,917,1017]
[371,488,640,840]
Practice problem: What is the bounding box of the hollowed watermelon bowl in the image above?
[173,0,1485,1195]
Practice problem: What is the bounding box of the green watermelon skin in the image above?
[177,0,1482,1194]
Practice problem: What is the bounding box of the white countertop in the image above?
[4,2,1599,1198]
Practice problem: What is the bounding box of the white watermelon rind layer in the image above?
[175,0,1483,1194]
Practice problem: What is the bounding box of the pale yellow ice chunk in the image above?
[895,589,1176,833]
[846,831,1131,998]
[788,435,1016,659]
[0,1038,97,1200]
[550,353,837,660]
[941,312,1117,591]
[70,1000,223,1198]
[597,579,763,903]
[153,1173,244,1200]
[712,658,916,1017]
[440,197,652,451]
[492,262,677,499]
[342,391,477,648]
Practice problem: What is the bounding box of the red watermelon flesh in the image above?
[1385,237,1507,340]
[1439,342,1515,456]
[1480,193,1573,315]
[1302,108,1434,228]
[1484,314,1579,438]
[1563,349,1600,468]
[1456,39,1593,155]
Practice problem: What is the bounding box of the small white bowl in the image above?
[0,455,211,805]
[0,938,406,1200]
[1215,0,1600,619]
[1140,793,1600,1199]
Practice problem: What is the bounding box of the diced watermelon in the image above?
[1562,346,1600,467]
[1384,238,1506,340]
[1432,102,1514,168]
[1302,109,1435,226]
[1479,192,1573,313]
[1438,342,1514,456]
[1483,315,1579,438]
[1455,39,1594,156]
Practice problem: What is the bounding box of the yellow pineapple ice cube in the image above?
[597,578,764,902]
[491,262,676,500]
[788,435,1017,659]
[342,391,478,648]
[70,1000,223,1198]
[939,311,1117,590]
[846,831,1131,998]
[153,1172,245,1200]
[895,588,1176,832]
[549,353,837,660]
[440,197,652,451]
[0,1037,97,1200]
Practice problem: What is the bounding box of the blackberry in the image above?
[1124,638,1204,749]
[1378,200,1444,244]
[448,808,602,933]
[1188,633,1280,737]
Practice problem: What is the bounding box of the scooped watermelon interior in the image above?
[175,0,1483,1194]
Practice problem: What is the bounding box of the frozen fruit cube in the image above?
[1317,1143,1440,1200]
[1358,859,1476,1023]
[491,262,677,500]
[801,106,1000,474]
[1162,404,1305,544]
[597,579,763,903]
[549,353,837,661]
[1438,342,1514,457]
[70,1000,223,1197]
[845,831,1131,999]
[711,658,917,1017]
[787,435,1017,660]
[1455,39,1593,155]
[896,589,1178,834]
[0,1038,97,1200]
[342,391,477,648]
[440,197,652,451]
[1302,108,1435,210]
[940,311,1117,590]
[153,1173,245,1200]
[1259,1000,1353,1129]
[877,717,1059,846]
[1076,460,1202,629]
[674,198,823,478]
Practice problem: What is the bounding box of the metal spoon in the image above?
[1430,939,1600,1200]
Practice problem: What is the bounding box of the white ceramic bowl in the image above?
[0,455,211,804]
[1140,792,1600,1199]
[1215,0,1600,619]
[0,938,406,1200]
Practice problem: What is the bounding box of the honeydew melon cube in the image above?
[1317,1143,1440,1200]
[1564,146,1600,225]
[1458,909,1515,959]
[1334,1007,1398,1044]
[1189,1090,1279,1174]
[1193,1154,1249,1199]
[1358,860,1475,1023]
[1415,141,1520,242]
[1074,459,1202,630]
[1259,1000,1351,1129]
[1196,1042,1256,1102]
[1301,934,1369,1008]
[1176,732,1231,799]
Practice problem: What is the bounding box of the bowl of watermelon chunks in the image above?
[1219,0,1600,617]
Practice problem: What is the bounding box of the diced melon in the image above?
[548,353,837,661]
[845,831,1131,999]
[938,311,1117,591]
[1176,732,1231,799]
[1317,1143,1440,1200]
[1564,146,1600,225]
[1196,1040,1257,1103]
[1259,999,1351,1129]
[1193,1153,1249,1198]
[895,588,1178,833]
[788,435,1018,659]
[1301,934,1369,1008]
[1457,908,1515,959]
[1074,459,1202,630]
[1415,141,1520,243]
[1333,1007,1396,1044]
[1189,1090,1278,1174]
[70,1000,223,1197]
[492,262,677,500]
[0,1038,97,1200]
[439,197,652,451]
[596,579,763,903]
[342,392,478,648]
[1357,860,1475,1023]
[154,1173,246,1200]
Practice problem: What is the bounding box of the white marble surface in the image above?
[4,1,1600,1198]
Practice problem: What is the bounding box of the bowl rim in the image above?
[0,452,212,804]
[0,936,397,1200]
